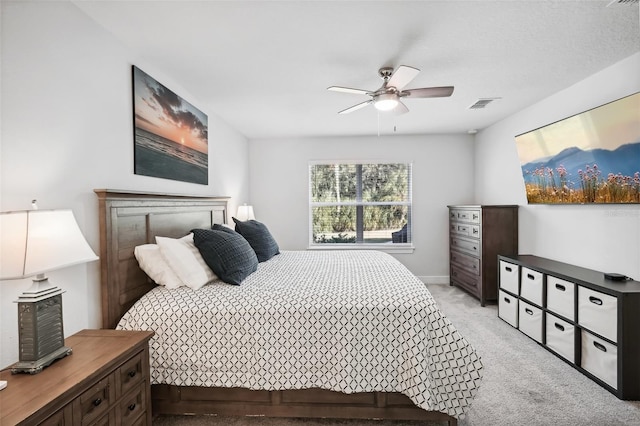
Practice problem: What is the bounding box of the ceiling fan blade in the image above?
[402,86,455,98]
[338,100,372,114]
[328,86,371,96]
[394,101,409,115]
[387,65,420,90]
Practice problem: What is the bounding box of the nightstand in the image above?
[0,329,154,425]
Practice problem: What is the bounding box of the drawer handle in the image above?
[472,228,478,234]
[527,273,535,280]
[473,246,477,251]
[93,398,102,407]
[589,296,603,306]
[128,403,137,411]
[555,283,566,291]
[128,370,137,378]
[554,323,565,332]
[505,266,512,272]
[525,308,533,315]
[504,297,511,304]
[473,214,479,220]
[593,341,607,352]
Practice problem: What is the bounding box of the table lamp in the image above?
[0,205,98,374]
[236,204,255,221]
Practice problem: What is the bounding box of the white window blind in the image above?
[309,162,412,247]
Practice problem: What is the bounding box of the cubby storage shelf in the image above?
[497,254,640,400]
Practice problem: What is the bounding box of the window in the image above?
[309,162,412,249]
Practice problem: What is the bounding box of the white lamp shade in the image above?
[0,209,98,280]
[236,204,255,221]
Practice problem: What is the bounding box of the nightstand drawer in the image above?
[450,250,480,275]
[75,375,115,425]
[118,352,145,398]
[117,385,147,426]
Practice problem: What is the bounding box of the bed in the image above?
[95,189,482,425]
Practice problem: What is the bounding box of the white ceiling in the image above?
[73,0,639,140]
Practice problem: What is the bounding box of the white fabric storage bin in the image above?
[545,312,575,363]
[499,261,519,295]
[498,290,518,328]
[546,276,575,321]
[518,300,543,343]
[520,267,543,306]
[581,329,618,389]
[578,287,617,342]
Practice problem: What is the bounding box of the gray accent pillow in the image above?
[232,218,280,262]
[191,228,258,285]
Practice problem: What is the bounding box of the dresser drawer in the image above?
[499,260,519,295]
[520,267,543,307]
[450,222,481,239]
[451,265,479,293]
[578,287,617,342]
[450,235,480,257]
[450,250,480,275]
[545,312,575,363]
[581,329,617,390]
[498,290,518,328]
[74,375,115,425]
[451,209,481,224]
[118,352,145,398]
[546,276,575,321]
[117,385,147,426]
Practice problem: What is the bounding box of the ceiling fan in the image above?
[328,65,454,115]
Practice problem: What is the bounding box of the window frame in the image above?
[308,160,414,253]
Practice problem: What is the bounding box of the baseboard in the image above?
[417,276,450,285]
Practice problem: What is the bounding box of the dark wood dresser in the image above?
[448,205,518,306]
[0,329,154,425]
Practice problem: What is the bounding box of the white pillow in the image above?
[134,244,184,289]
[156,233,217,290]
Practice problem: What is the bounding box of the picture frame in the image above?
[515,92,639,204]
[132,66,208,185]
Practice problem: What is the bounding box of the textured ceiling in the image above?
[73,0,639,139]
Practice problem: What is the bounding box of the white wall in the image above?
[474,52,640,279]
[248,134,475,279]
[0,1,249,366]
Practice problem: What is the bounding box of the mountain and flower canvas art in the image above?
[132,66,209,185]
[515,92,639,204]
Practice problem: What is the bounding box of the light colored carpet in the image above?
[153,283,640,426]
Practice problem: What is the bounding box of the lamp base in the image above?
[11,345,72,374]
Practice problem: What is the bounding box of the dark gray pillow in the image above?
[191,228,258,285]
[232,218,280,262]
[212,223,238,234]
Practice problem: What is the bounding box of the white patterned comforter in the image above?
[117,250,483,418]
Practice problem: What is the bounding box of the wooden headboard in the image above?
[94,189,229,329]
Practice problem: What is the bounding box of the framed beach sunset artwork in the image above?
[515,92,640,204]
[132,66,208,185]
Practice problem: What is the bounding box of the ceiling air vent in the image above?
[607,0,639,6]
[468,98,500,110]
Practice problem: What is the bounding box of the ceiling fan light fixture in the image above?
[374,93,399,111]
